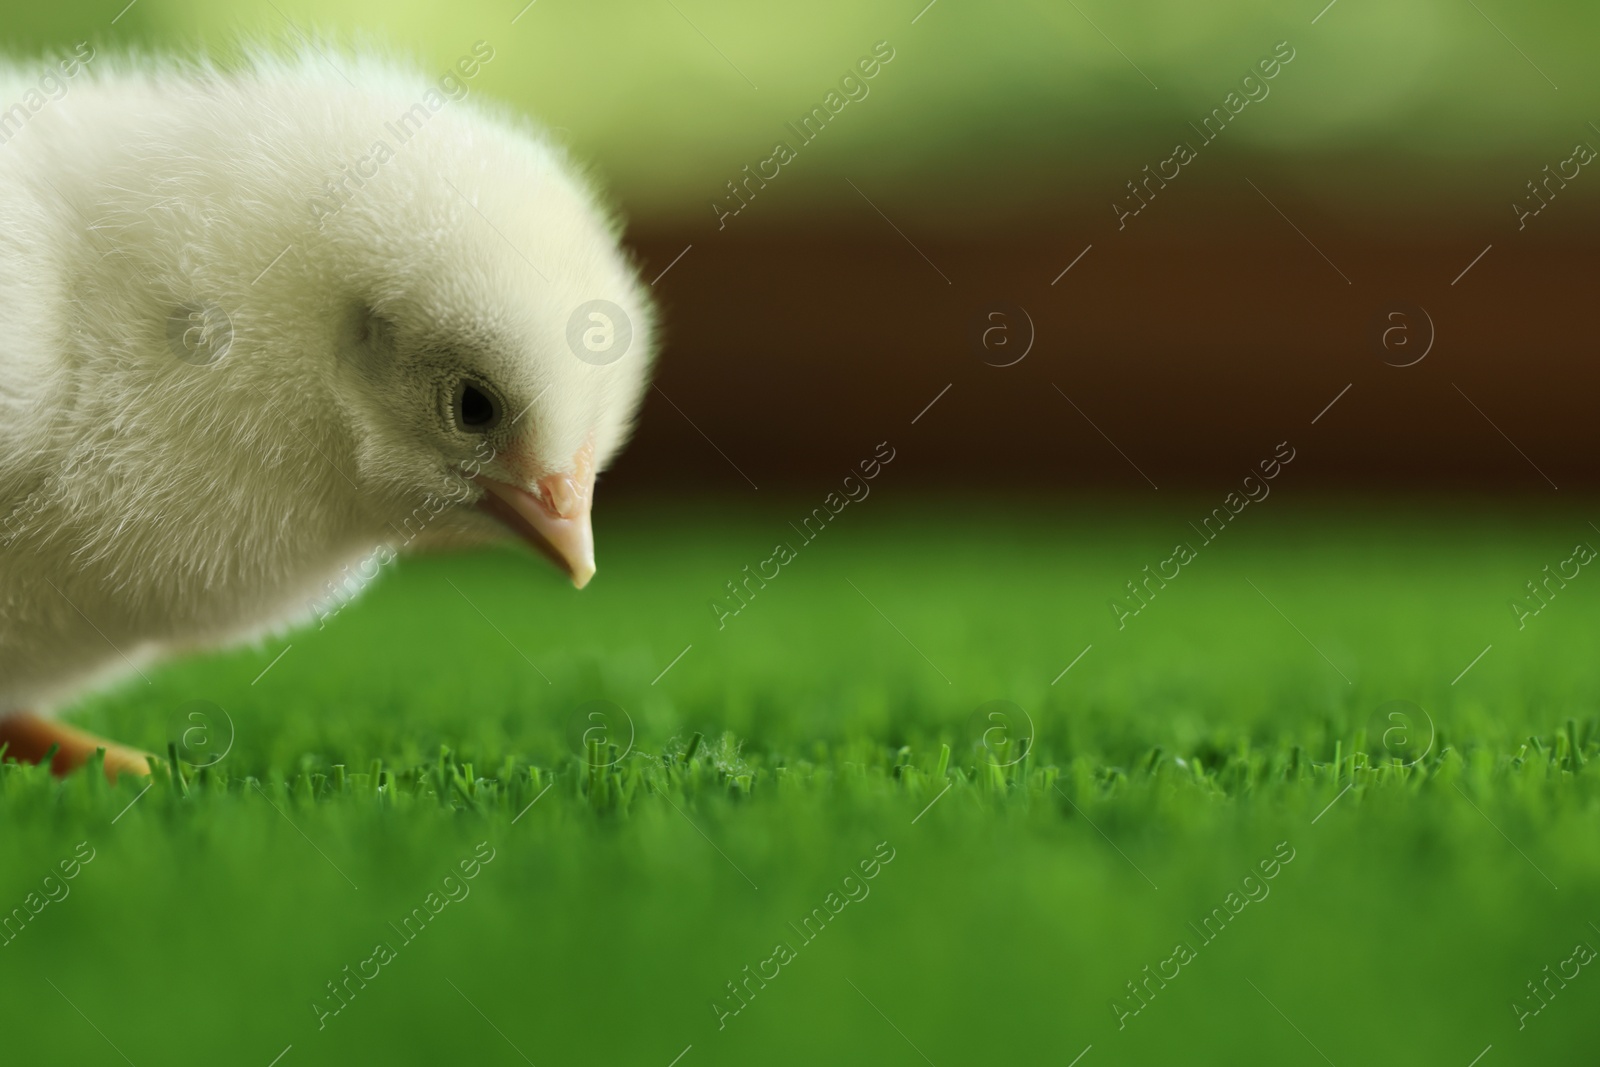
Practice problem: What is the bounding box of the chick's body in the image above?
[0,49,654,727]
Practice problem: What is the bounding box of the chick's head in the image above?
[308,126,655,587]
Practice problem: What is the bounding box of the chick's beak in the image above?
[475,450,597,588]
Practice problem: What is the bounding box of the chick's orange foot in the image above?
[0,713,153,781]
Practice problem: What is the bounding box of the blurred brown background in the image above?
[620,174,1597,495]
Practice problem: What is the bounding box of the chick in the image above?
[0,48,656,778]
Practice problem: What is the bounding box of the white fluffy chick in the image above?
[0,47,655,777]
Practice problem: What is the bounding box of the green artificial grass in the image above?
[3,497,1599,1066]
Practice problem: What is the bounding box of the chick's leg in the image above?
[0,712,152,780]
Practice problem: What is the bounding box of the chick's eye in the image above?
[454,379,502,433]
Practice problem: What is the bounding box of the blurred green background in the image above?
[9,0,1600,225]
[7,503,1600,1065]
